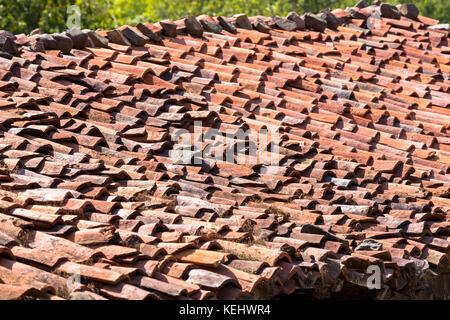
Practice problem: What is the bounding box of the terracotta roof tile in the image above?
[0,3,449,300]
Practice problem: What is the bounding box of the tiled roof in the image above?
[0,2,450,300]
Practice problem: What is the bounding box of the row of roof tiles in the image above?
[0,1,449,300]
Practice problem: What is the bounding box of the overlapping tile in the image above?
[0,2,449,300]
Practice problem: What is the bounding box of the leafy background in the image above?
[0,0,448,35]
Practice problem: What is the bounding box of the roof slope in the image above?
[0,2,449,300]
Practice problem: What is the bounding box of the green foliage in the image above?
[0,0,114,34]
[74,0,116,31]
[110,0,358,25]
[0,0,448,35]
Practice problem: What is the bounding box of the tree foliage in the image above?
[0,0,448,35]
[0,0,113,34]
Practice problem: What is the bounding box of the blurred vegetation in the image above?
[0,0,448,34]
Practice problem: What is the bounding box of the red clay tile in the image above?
[0,4,449,300]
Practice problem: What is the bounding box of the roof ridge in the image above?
[0,2,447,56]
